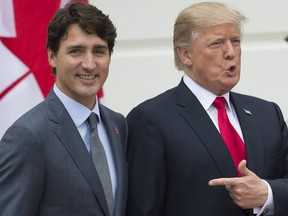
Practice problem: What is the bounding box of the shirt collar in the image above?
[53,84,100,127]
[183,73,232,111]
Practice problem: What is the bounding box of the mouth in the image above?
[226,65,236,73]
[77,74,97,80]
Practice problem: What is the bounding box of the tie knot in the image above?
[213,97,226,110]
[88,112,98,130]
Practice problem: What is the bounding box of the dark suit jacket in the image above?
[0,90,128,216]
[126,79,288,216]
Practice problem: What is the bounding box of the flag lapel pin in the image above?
[243,109,252,115]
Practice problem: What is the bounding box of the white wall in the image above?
[91,0,288,120]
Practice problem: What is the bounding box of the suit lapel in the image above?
[175,81,238,177]
[45,90,110,216]
[230,93,264,176]
[100,106,125,216]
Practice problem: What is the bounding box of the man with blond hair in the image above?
[126,2,288,216]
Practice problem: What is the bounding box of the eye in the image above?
[94,48,109,56]
[232,39,241,46]
[209,40,223,49]
[69,49,82,55]
[95,50,105,54]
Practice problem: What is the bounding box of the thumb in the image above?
[238,160,254,177]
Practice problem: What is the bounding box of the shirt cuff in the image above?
[253,180,274,215]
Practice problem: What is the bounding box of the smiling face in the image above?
[180,23,242,95]
[48,24,110,109]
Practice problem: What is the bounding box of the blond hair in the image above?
[173,2,246,71]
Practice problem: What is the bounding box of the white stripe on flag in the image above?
[60,0,71,8]
[0,41,29,93]
[0,73,44,137]
[0,0,16,37]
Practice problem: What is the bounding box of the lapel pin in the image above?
[243,109,252,115]
[115,128,119,135]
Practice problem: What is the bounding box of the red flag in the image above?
[0,0,105,137]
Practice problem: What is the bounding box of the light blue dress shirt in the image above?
[53,84,117,198]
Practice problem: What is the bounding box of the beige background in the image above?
[90,0,288,120]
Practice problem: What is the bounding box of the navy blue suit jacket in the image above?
[126,79,288,216]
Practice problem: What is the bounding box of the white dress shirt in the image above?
[53,84,117,198]
[183,74,274,215]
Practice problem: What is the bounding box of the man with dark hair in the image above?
[0,2,127,216]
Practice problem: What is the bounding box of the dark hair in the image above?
[47,2,117,74]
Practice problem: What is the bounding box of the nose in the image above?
[82,53,96,71]
[223,41,236,60]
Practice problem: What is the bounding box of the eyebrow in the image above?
[66,45,84,50]
[66,44,108,50]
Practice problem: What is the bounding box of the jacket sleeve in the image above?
[266,102,288,215]
[0,124,45,216]
[126,107,167,216]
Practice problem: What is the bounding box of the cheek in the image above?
[98,59,110,72]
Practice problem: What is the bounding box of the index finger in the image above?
[208,177,237,187]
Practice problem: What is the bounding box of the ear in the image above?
[47,49,56,68]
[177,47,193,67]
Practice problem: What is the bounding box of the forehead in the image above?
[60,24,108,48]
[198,23,240,38]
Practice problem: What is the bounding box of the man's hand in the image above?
[208,160,268,209]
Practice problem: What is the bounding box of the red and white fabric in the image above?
[0,0,105,138]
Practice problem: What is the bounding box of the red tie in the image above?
[213,97,246,176]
